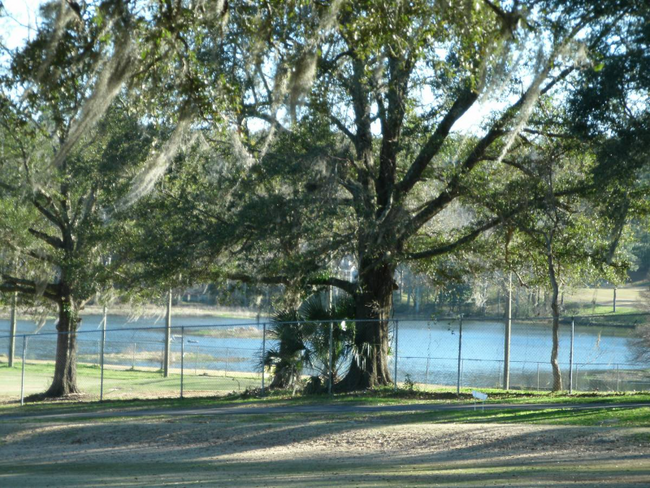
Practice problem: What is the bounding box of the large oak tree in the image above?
[139,0,645,390]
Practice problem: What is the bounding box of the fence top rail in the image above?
[397,355,646,367]
[0,317,398,340]
[398,312,650,322]
[71,337,260,350]
[1,310,648,341]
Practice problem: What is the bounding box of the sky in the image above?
[1,0,43,50]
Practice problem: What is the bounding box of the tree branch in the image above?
[0,283,37,295]
[406,215,503,260]
[329,114,357,144]
[395,86,479,197]
[227,273,357,295]
[401,124,505,238]
[482,155,536,177]
[32,197,65,231]
[405,182,593,261]
[242,105,291,134]
[0,274,59,300]
[0,172,65,231]
[28,228,65,249]
[0,237,57,265]
[399,11,602,240]
[402,70,563,237]
[521,128,572,139]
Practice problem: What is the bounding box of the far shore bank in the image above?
[1,304,646,328]
[0,303,268,322]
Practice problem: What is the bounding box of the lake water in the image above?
[0,314,646,391]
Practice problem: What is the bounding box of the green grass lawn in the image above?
[0,360,261,404]
[566,307,648,325]
[566,284,645,305]
[564,303,637,314]
[2,360,649,428]
[367,405,650,428]
[218,403,650,429]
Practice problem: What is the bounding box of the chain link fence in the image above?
[1,314,649,404]
[395,314,650,392]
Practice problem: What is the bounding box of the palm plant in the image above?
[263,294,355,390]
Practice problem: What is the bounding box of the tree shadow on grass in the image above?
[1,408,650,486]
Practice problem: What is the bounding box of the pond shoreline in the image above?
[0,304,268,321]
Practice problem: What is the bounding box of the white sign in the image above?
[472,390,488,401]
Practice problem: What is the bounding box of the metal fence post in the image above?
[9,292,17,368]
[100,307,106,402]
[328,321,334,395]
[461,359,464,386]
[569,317,575,394]
[394,320,399,391]
[456,314,463,395]
[180,326,185,399]
[225,348,229,377]
[164,288,172,377]
[261,322,266,396]
[20,335,27,406]
[503,272,512,390]
[616,364,619,392]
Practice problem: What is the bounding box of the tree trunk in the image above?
[548,246,563,392]
[269,361,297,389]
[339,261,395,391]
[514,286,520,318]
[396,268,403,305]
[45,296,81,397]
[550,298,562,391]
